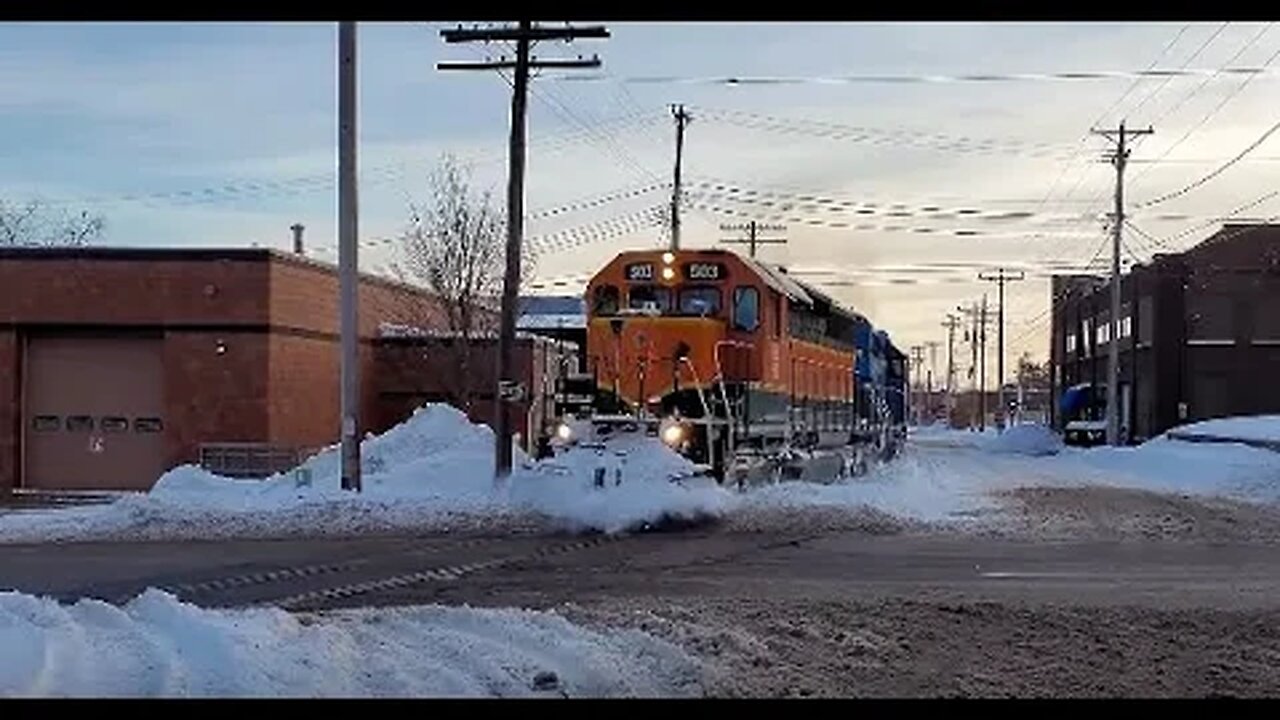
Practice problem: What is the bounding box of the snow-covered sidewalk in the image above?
[0,589,701,698]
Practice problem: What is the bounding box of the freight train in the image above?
[551,247,908,483]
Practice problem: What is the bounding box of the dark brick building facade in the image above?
[1049,223,1280,442]
[0,246,552,492]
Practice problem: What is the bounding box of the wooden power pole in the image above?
[1091,120,1152,447]
[439,21,609,480]
[337,21,360,492]
[670,104,691,250]
[719,220,787,258]
[978,267,1025,431]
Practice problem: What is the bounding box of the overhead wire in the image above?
[1128,23,1274,187]
[1023,23,1234,273]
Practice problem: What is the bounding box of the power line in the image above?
[1152,187,1280,248]
[1127,22,1233,128]
[1111,23,1196,122]
[1022,24,1232,273]
[551,64,1280,87]
[693,106,1074,159]
[1135,116,1280,209]
[1128,23,1273,185]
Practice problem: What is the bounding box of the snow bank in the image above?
[0,404,733,543]
[1051,435,1280,504]
[739,452,993,523]
[912,423,1061,456]
[0,589,700,698]
[1167,415,1280,445]
[983,423,1063,456]
[4,403,1274,546]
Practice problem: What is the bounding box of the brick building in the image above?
[0,246,555,492]
[373,331,577,453]
[1049,223,1280,442]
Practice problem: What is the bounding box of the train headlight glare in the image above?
[556,423,573,441]
[662,252,675,264]
[661,423,684,446]
[661,266,676,281]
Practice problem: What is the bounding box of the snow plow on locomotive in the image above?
[549,248,908,485]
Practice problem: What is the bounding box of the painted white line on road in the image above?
[980,571,1097,579]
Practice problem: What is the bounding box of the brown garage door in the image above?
[23,336,166,491]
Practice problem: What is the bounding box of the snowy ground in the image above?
[1,405,1277,544]
[0,588,701,698]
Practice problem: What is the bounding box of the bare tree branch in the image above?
[0,199,106,247]
[398,154,539,411]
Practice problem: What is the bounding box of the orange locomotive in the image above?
[561,247,873,478]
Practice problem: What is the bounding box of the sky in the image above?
[1,21,1277,383]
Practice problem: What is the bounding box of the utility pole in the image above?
[941,314,960,394]
[909,345,925,425]
[439,21,610,480]
[1091,121,1152,446]
[670,104,692,251]
[925,340,940,423]
[337,21,360,493]
[719,220,787,258]
[957,303,977,429]
[979,294,989,431]
[956,302,992,430]
[941,313,960,426]
[978,267,1026,432]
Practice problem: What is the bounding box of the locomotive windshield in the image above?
[627,284,672,312]
[677,286,722,316]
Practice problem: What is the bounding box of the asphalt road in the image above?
[5,523,1280,613]
[7,518,1280,696]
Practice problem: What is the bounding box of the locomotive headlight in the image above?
[661,266,676,281]
[662,251,675,265]
[556,423,574,442]
[661,422,685,447]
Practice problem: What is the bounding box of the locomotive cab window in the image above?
[593,285,620,315]
[733,286,760,331]
[678,286,721,317]
[628,285,671,312]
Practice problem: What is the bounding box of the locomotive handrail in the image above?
[713,339,755,448]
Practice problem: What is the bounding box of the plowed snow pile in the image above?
[0,589,701,698]
[0,405,735,543]
[3,410,1276,544]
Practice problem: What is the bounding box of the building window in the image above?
[31,415,60,432]
[101,416,129,433]
[1066,333,1077,353]
[134,418,163,433]
[66,416,94,433]
[1119,316,1132,339]
[1187,293,1234,342]
[1139,296,1154,344]
[733,286,760,332]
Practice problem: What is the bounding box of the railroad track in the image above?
[120,532,633,611]
[101,523,836,612]
[268,532,633,611]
